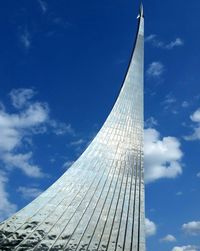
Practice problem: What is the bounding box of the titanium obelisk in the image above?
[0,4,145,251]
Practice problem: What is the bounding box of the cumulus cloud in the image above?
[0,171,17,221]
[184,129,200,141]
[184,108,200,140]
[145,34,184,50]
[190,109,200,123]
[145,218,157,237]
[146,62,165,78]
[17,186,42,199]
[172,245,199,251]
[182,221,200,235]
[144,128,183,183]
[0,101,48,177]
[160,234,176,242]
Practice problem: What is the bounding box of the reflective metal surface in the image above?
[0,6,145,251]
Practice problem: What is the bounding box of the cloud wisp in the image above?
[160,234,176,242]
[20,29,31,50]
[146,62,165,78]
[38,0,47,14]
[145,34,184,50]
[161,93,177,113]
[145,117,158,128]
[9,88,36,109]
[172,245,199,251]
[182,101,190,108]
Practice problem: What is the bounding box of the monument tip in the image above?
[140,3,144,18]
[137,3,144,19]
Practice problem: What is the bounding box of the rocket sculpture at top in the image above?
[0,4,145,251]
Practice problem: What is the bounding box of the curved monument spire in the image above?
[0,4,145,251]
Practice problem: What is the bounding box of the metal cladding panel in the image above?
[0,9,145,251]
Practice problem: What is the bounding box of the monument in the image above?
[0,4,145,251]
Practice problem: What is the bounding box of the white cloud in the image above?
[0,88,75,178]
[17,186,42,199]
[2,152,44,178]
[0,100,48,177]
[176,191,183,196]
[190,109,200,122]
[144,128,183,183]
[145,34,184,50]
[145,218,157,237]
[0,88,77,220]
[172,245,199,251]
[0,171,17,221]
[0,102,49,131]
[160,234,176,242]
[184,108,200,140]
[184,127,200,141]
[146,62,165,77]
[197,172,200,178]
[182,221,200,235]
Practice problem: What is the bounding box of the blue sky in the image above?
[0,0,200,250]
